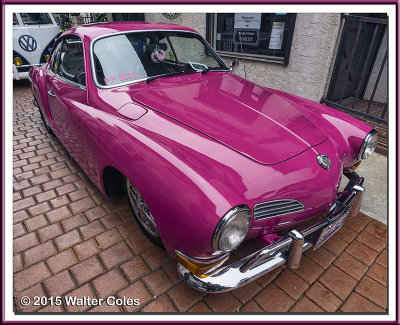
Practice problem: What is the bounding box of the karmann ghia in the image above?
[29,22,377,292]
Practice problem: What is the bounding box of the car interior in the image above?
[58,38,86,86]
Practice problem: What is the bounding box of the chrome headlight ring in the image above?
[357,129,378,160]
[211,205,251,253]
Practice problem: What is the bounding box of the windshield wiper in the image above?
[201,67,226,75]
[146,70,194,83]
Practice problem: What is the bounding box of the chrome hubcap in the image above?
[127,180,159,237]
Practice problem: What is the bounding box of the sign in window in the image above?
[207,13,297,65]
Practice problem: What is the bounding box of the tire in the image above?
[125,178,163,247]
[38,106,52,134]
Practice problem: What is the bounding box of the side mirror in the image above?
[230,59,239,71]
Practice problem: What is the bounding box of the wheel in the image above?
[38,106,52,134]
[125,178,163,247]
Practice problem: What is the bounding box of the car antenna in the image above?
[238,31,247,79]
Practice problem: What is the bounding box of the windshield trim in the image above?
[89,29,229,89]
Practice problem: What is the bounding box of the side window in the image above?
[13,14,19,25]
[58,37,86,87]
[49,41,63,74]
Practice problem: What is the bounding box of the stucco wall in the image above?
[145,13,207,38]
[144,13,341,102]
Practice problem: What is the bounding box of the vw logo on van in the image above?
[19,35,37,52]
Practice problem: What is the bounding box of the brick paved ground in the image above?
[13,81,388,313]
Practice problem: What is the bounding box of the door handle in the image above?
[47,90,56,97]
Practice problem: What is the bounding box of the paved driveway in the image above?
[13,82,388,313]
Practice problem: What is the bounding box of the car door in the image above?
[46,35,88,170]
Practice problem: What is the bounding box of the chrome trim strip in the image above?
[175,249,230,263]
[253,199,304,220]
[357,129,377,160]
[15,64,42,68]
[89,29,229,90]
[177,173,365,292]
[255,200,301,209]
[48,68,86,91]
[254,206,304,219]
[175,249,230,277]
[353,185,365,192]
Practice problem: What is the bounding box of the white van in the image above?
[13,13,61,80]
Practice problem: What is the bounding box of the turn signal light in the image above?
[348,161,361,173]
[45,54,51,62]
[175,250,229,278]
[14,57,23,66]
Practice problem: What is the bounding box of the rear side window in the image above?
[57,37,86,86]
[19,13,52,25]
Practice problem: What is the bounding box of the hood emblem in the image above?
[317,154,331,169]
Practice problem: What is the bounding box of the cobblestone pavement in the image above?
[13,82,388,313]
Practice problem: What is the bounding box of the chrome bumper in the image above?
[177,172,364,293]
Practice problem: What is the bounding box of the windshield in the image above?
[19,13,53,25]
[92,30,229,87]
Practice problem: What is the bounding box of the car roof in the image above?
[64,21,199,41]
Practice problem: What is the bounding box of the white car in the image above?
[13,13,61,80]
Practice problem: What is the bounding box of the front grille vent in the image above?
[253,199,304,220]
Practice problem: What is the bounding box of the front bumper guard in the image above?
[177,172,364,293]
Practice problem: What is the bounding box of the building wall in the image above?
[144,13,342,102]
[145,13,207,38]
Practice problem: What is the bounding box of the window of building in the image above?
[112,13,144,21]
[206,13,297,65]
[19,13,53,25]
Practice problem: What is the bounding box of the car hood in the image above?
[132,73,327,165]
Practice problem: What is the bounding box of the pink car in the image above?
[29,22,377,292]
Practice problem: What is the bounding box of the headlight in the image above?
[358,129,378,160]
[14,57,22,66]
[212,205,251,252]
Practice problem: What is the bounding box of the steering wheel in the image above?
[75,72,86,86]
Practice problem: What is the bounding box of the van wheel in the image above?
[125,178,163,247]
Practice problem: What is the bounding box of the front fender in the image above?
[81,106,236,258]
[268,89,374,168]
